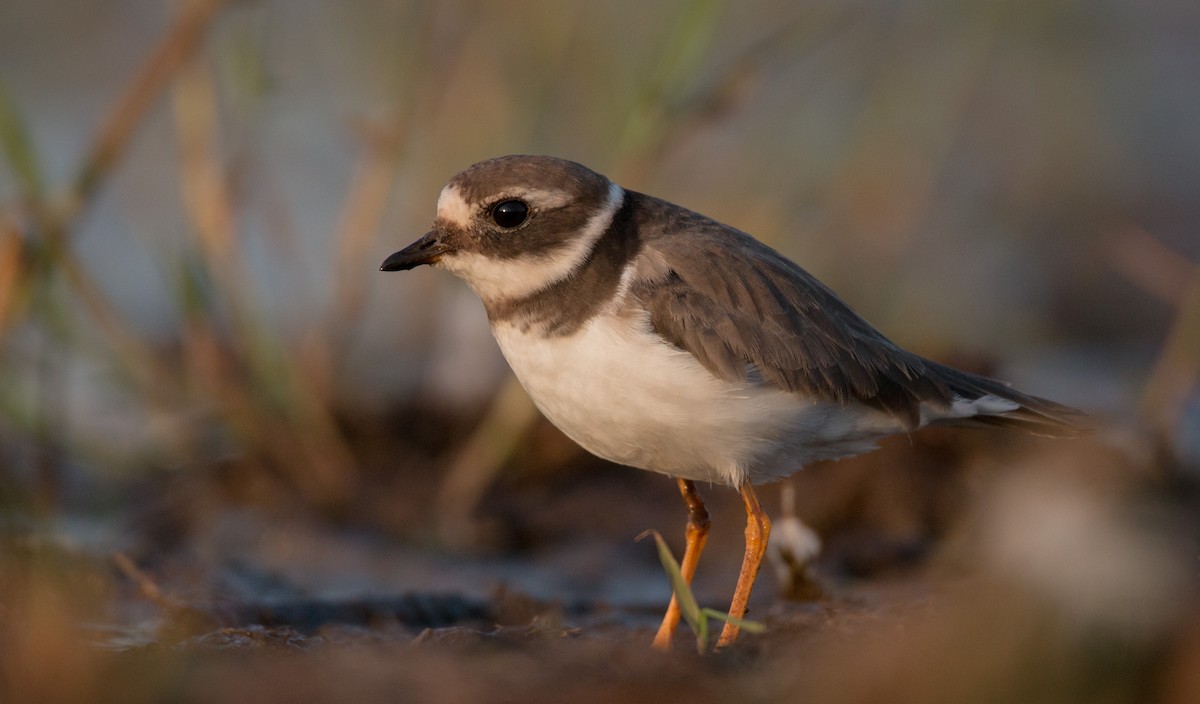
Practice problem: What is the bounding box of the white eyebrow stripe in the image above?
[437,181,625,302]
[510,188,572,210]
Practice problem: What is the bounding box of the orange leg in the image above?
[717,482,771,648]
[652,478,710,650]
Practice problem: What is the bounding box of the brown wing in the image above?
[631,206,1082,434]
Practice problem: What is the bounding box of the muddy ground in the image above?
[3,416,1199,704]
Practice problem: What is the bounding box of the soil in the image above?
[2,416,1198,704]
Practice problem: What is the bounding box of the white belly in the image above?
[490,313,906,486]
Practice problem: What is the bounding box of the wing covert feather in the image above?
[625,191,1083,434]
[632,227,950,426]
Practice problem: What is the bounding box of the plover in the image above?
[381,155,1081,649]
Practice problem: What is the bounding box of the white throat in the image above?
[437,181,625,302]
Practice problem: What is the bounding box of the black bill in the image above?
[380,230,451,271]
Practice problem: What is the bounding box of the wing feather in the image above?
[633,232,943,427]
[626,192,1083,433]
[628,200,1082,435]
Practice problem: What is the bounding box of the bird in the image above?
[380,155,1082,650]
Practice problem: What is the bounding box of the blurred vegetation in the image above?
[0,0,1196,513]
[0,0,1198,702]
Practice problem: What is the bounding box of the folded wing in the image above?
[631,219,1082,435]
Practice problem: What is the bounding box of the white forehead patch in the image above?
[438,181,624,302]
[435,184,473,228]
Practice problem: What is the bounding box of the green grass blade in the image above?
[700,607,767,634]
[0,81,45,199]
[643,530,703,629]
[638,529,704,644]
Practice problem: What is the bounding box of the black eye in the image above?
[491,200,529,228]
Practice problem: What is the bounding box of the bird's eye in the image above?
[491,200,529,228]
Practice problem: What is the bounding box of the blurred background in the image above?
[0,0,1198,702]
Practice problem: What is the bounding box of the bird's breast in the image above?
[489,311,904,485]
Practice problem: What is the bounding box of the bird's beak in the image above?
[380,230,452,271]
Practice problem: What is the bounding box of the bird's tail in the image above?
[925,361,1087,438]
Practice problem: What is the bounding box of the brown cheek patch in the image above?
[480,199,603,261]
[484,195,640,336]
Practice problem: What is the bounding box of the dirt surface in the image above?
[3,417,1199,704]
